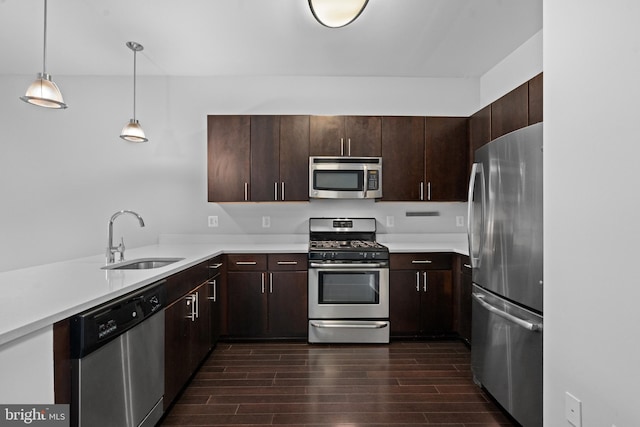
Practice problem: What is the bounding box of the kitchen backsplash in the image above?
[198,200,468,235]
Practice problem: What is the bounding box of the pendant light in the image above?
[120,41,147,142]
[20,0,67,109]
[309,0,369,28]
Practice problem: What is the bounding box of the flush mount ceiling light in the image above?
[120,41,147,142]
[20,0,67,109]
[309,0,369,28]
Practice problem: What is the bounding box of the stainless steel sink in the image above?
[102,257,185,270]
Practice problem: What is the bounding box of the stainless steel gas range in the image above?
[307,218,390,343]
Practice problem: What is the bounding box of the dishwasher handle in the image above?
[472,293,542,332]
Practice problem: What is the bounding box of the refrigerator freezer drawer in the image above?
[471,284,542,427]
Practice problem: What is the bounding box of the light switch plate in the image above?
[565,392,582,426]
[208,216,218,227]
[262,216,271,228]
[456,216,465,227]
[386,216,394,227]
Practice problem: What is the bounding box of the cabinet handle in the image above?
[207,279,217,302]
[185,294,197,321]
[244,182,248,201]
[420,182,424,200]
[261,272,265,294]
[347,138,351,156]
[274,182,278,201]
[423,272,428,292]
[427,182,431,201]
[412,260,432,264]
[269,272,273,293]
[236,261,257,265]
[194,291,199,319]
[281,182,285,201]
[277,261,298,265]
[463,264,472,269]
[209,263,223,270]
[340,138,344,156]
[415,272,420,292]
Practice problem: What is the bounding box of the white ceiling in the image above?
[0,0,542,78]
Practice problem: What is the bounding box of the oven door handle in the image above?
[309,262,386,268]
[310,321,389,329]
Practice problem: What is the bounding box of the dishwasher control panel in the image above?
[70,281,166,358]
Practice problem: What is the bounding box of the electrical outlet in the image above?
[386,216,395,227]
[456,216,465,227]
[565,392,582,427]
[208,216,218,227]
[262,216,271,228]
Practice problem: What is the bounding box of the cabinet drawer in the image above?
[165,260,210,302]
[390,253,452,270]
[226,254,267,271]
[268,253,307,271]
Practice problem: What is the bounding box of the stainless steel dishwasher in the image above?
[70,281,166,427]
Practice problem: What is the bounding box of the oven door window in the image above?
[318,271,379,304]
[313,170,364,191]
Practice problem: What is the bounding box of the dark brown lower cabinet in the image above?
[389,253,454,338]
[453,254,472,344]
[226,253,307,339]
[164,264,213,409]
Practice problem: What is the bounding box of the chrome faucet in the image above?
[106,210,145,264]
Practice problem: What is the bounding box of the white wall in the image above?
[544,2,640,426]
[0,74,475,272]
[480,29,543,107]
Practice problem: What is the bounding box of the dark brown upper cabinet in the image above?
[469,105,491,168]
[528,72,543,125]
[207,115,251,202]
[381,116,425,201]
[381,116,467,201]
[310,115,381,157]
[425,117,469,201]
[208,115,309,202]
[491,81,529,140]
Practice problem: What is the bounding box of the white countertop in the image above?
[0,233,467,347]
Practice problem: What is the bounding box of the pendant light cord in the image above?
[132,48,137,121]
[42,0,48,75]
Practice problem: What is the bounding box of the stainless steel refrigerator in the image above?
[467,122,543,427]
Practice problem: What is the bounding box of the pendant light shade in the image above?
[120,41,147,142]
[20,0,67,109]
[309,0,369,28]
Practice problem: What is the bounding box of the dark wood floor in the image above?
[159,340,519,426]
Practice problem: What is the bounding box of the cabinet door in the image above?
[268,271,308,337]
[164,295,192,408]
[458,258,472,343]
[345,116,381,157]
[491,82,528,140]
[250,116,280,201]
[207,115,251,202]
[469,105,491,170]
[425,117,468,201]
[279,116,310,201]
[528,73,543,125]
[191,282,211,366]
[421,270,453,335]
[389,270,422,337]
[381,116,425,201]
[227,271,267,337]
[310,115,344,156]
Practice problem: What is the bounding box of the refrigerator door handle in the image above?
[472,292,542,332]
[467,163,485,268]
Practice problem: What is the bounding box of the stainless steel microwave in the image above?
[309,156,382,199]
